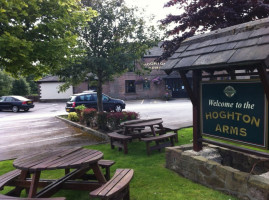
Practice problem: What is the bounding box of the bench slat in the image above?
[98,169,129,197]
[98,160,115,167]
[0,169,21,190]
[108,133,132,140]
[141,133,176,142]
[106,169,133,197]
[90,169,134,198]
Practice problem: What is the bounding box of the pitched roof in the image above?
[144,42,164,58]
[162,17,269,74]
[37,76,60,82]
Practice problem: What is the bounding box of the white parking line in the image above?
[0,133,83,149]
[141,99,144,104]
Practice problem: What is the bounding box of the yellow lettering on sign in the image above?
[214,124,247,137]
[205,111,260,127]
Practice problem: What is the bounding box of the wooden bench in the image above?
[141,133,177,155]
[108,132,132,154]
[0,169,21,190]
[98,160,115,181]
[161,125,182,142]
[90,169,134,200]
[0,194,65,199]
[69,159,115,181]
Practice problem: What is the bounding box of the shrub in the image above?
[75,105,86,124]
[68,112,79,122]
[83,108,97,127]
[107,111,139,130]
[97,112,108,130]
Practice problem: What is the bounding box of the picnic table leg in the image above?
[158,124,165,135]
[65,168,70,175]
[173,130,179,142]
[110,138,115,150]
[91,163,107,184]
[7,170,28,197]
[170,136,175,147]
[123,140,128,154]
[156,141,161,152]
[104,167,110,181]
[28,171,41,198]
[145,141,150,156]
[150,125,156,136]
[123,185,130,200]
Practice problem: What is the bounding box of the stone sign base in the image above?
[166,144,269,200]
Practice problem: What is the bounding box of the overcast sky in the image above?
[124,0,180,29]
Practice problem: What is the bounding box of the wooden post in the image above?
[192,70,202,151]
[257,63,269,102]
[179,70,196,105]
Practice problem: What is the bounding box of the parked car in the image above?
[0,96,35,112]
[65,92,126,112]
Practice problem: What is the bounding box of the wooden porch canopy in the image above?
[161,17,269,154]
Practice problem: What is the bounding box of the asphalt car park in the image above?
[0,99,192,161]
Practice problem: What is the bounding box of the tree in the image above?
[0,0,96,78]
[11,77,30,96]
[26,75,38,94]
[0,70,13,96]
[57,0,160,112]
[159,0,269,60]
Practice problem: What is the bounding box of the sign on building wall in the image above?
[201,81,268,149]
[144,62,165,70]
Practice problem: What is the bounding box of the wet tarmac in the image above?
[0,99,192,161]
[0,117,103,161]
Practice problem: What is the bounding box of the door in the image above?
[0,97,14,110]
[102,94,112,111]
[165,78,192,98]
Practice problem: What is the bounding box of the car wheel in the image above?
[24,108,29,112]
[114,104,122,112]
[12,106,19,113]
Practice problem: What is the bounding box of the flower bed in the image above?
[67,106,139,131]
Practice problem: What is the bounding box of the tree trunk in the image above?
[97,75,103,112]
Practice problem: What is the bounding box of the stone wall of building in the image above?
[102,57,167,100]
[166,144,269,200]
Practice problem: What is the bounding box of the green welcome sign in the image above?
[201,81,268,149]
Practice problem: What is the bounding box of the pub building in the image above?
[101,42,192,100]
[37,43,191,101]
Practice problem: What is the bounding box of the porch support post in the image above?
[257,63,269,102]
[179,70,196,105]
[192,70,202,151]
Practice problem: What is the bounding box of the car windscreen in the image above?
[68,96,77,102]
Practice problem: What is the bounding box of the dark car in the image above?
[65,92,126,112]
[0,96,35,112]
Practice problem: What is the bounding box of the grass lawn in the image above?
[0,128,238,200]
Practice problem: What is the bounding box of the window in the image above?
[5,97,14,102]
[143,80,150,90]
[102,95,109,102]
[125,80,136,93]
[85,94,92,101]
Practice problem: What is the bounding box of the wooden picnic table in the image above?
[12,147,106,198]
[122,118,164,136]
